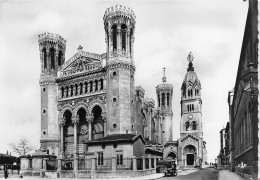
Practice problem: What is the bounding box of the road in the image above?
[160,167,218,180]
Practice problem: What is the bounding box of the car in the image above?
[156,158,177,177]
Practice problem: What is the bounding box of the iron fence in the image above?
[46,159,57,170]
[116,158,132,170]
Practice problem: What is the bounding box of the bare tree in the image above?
[9,138,34,156]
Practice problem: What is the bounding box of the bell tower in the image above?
[180,52,203,139]
[104,5,136,135]
[38,32,66,153]
[156,68,173,144]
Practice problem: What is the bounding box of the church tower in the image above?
[180,52,202,139]
[156,68,173,144]
[104,5,136,135]
[38,32,66,153]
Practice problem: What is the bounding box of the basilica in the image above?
[21,4,206,178]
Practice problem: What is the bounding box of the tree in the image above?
[9,138,34,156]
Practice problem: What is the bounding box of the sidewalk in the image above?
[0,173,165,180]
[218,170,246,180]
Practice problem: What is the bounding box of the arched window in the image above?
[95,80,98,91]
[121,24,127,50]
[187,105,189,112]
[75,84,78,95]
[167,93,170,106]
[186,122,190,131]
[50,48,55,69]
[70,85,73,96]
[112,25,117,51]
[90,81,93,92]
[100,79,103,90]
[130,29,133,53]
[66,86,69,97]
[58,51,63,67]
[192,104,194,111]
[84,82,88,93]
[42,48,47,69]
[192,121,197,130]
[79,83,83,95]
[191,89,193,97]
[61,87,64,98]
[162,93,165,106]
[158,94,160,107]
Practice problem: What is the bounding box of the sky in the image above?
[0,0,248,162]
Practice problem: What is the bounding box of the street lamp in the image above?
[240,62,258,99]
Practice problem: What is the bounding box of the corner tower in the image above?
[38,32,66,153]
[104,5,136,135]
[156,68,173,144]
[180,52,202,138]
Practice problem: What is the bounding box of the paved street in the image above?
[159,168,246,180]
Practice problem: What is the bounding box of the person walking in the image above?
[4,164,8,179]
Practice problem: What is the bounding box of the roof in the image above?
[85,133,146,145]
[145,139,162,146]
[164,141,178,147]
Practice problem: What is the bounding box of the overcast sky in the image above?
[0,0,248,162]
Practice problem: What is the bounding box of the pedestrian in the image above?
[4,165,8,179]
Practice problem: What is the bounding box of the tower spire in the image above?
[162,67,166,83]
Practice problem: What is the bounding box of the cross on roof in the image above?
[78,45,83,51]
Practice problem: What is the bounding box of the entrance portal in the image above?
[186,154,194,165]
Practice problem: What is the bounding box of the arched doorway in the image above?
[184,145,196,166]
[63,110,73,158]
[77,108,88,156]
[92,106,104,140]
[167,152,177,159]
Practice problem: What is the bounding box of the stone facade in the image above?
[35,5,174,177]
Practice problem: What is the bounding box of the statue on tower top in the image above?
[162,67,167,83]
[187,52,194,72]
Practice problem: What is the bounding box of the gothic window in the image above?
[192,121,197,130]
[42,48,47,69]
[112,25,117,51]
[50,48,55,69]
[58,51,63,67]
[121,24,127,50]
[185,122,190,131]
[100,79,103,90]
[162,93,165,106]
[191,89,193,97]
[167,93,170,106]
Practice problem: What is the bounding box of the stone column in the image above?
[68,87,71,97]
[148,156,152,169]
[72,116,79,155]
[93,82,96,92]
[126,30,130,54]
[59,119,65,153]
[57,158,62,171]
[77,85,81,95]
[43,158,47,170]
[73,86,76,96]
[91,157,96,171]
[102,112,107,137]
[142,156,146,170]
[87,113,94,141]
[87,82,91,93]
[55,51,59,70]
[74,155,78,172]
[112,157,116,172]
[98,81,101,91]
[132,156,137,171]
[82,83,86,94]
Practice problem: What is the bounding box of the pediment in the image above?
[59,51,106,77]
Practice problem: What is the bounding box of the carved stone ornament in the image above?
[101,112,106,121]
[86,113,94,122]
[72,116,79,124]
[59,119,66,127]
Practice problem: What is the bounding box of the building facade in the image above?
[227,0,258,179]
[29,4,175,177]
[177,53,204,167]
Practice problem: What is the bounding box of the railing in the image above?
[61,159,74,170]
[46,159,57,170]
[97,158,112,171]
[116,158,132,170]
